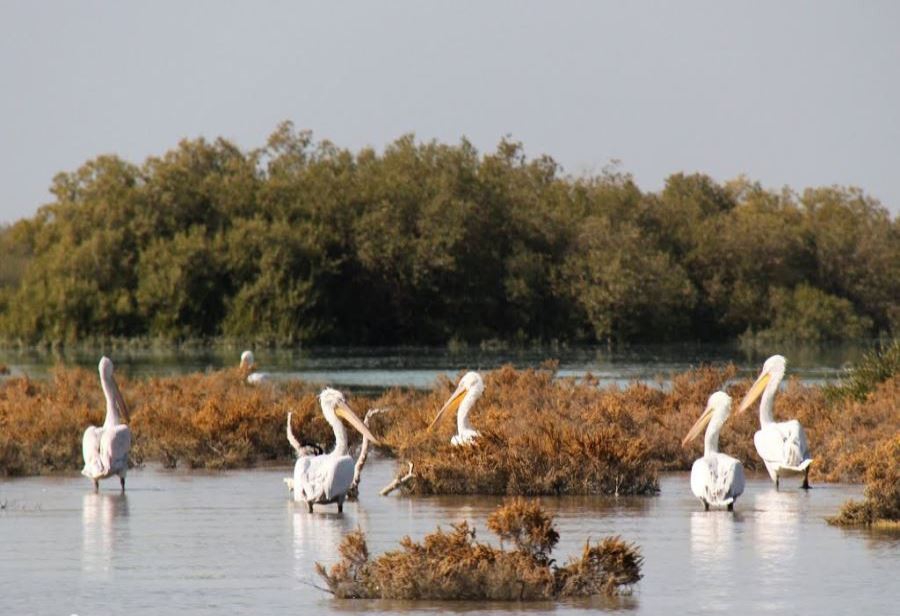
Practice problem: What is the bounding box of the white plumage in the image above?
[81,357,132,492]
[738,355,813,489]
[240,350,271,384]
[288,388,379,513]
[684,391,745,511]
[429,371,483,446]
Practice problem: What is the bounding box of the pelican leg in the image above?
[306,501,314,514]
[93,479,99,493]
[703,500,709,512]
[775,476,780,490]
[120,476,126,492]
[727,502,734,512]
[337,497,344,514]
[801,469,811,490]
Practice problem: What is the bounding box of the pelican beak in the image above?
[682,402,716,447]
[428,385,468,431]
[113,377,130,423]
[737,371,771,414]
[335,401,380,445]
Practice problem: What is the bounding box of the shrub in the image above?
[316,499,642,600]
[828,434,900,527]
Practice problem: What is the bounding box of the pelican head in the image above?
[682,391,732,447]
[99,356,114,379]
[736,354,786,414]
[319,388,380,445]
[98,356,129,423]
[428,371,484,430]
[240,350,255,370]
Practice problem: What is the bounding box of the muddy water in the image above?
[1,458,896,615]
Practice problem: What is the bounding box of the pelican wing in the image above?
[82,426,104,479]
[754,421,811,469]
[691,454,745,506]
[100,425,132,476]
[294,454,355,503]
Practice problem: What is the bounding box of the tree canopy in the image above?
[1,123,897,345]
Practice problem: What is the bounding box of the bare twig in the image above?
[347,407,390,500]
[380,461,415,496]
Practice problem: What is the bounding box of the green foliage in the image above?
[824,338,900,402]
[0,124,896,344]
[748,284,874,344]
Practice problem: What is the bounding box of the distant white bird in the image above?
[82,357,132,492]
[737,355,813,489]
[240,350,270,384]
[683,391,745,511]
[428,371,484,445]
[288,388,380,513]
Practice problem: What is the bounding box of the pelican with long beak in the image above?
[737,355,813,489]
[428,371,484,446]
[82,357,132,492]
[240,350,270,384]
[290,388,380,513]
[683,391,745,511]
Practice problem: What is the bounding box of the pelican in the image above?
[240,350,270,384]
[737,355,813,489]
[683,391,745,511]
[288,388,380,513]
[428,371,483,445]
[82,357,132,493]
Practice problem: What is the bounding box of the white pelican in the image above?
[240,350,270,384]
[82,357,132,493]
[289,388,380,513]
[428,371,483,445]
[737,355,813,489]
[683,391,745,511]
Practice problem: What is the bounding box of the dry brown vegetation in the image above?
[828,434,900,528]
[1,363,896,493]
[0,366,377,475]
[316,498,642,600]
[375,365,900,492]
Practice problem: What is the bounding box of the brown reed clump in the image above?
[0,365,375,475]
[828,434,900,528]
[315,498,642,600]
[377,362,899,493]
[1,361,896,488]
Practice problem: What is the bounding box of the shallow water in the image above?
[1,458,896,615]
[0,343,870,391]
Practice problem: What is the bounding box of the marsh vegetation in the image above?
[316,498,643,600]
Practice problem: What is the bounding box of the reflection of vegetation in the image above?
[316,499,642,600]
[0,124,897,345]
[829,435,900,529]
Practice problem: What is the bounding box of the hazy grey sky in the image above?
[1,1,898,223]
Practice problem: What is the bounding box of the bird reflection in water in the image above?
[753,488,802,565]
[689,508,745,611]
[81,493,129,576]
[290,501,368,580]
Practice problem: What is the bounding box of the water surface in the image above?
[0,343,871,392]
[1,458,896,615]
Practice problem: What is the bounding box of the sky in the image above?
[1,1,899,223]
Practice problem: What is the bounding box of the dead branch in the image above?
[347,407,390,500]
[380,461,415,496]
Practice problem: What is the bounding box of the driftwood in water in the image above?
[346,407,389,500]
[380,461,415,496]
